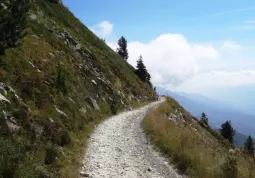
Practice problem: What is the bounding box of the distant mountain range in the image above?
[207,84,255,115]
[156,87,255,147]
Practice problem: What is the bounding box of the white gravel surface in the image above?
[80,98,184,178]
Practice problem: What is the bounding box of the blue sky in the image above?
[62,0,255,95]
[63,0,255,44]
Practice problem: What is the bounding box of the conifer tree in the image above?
[200,112,208,125]
[135,55,151,85]
[136,55,147,81]
[244,135,254,155]
[220,121,235,144]
[116,36,128,60]
[146,72,152,86]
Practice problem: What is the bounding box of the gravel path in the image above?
[80,98,184,178]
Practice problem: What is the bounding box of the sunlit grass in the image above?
[142,97,255,178]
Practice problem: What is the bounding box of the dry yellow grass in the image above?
[142,97,255,178]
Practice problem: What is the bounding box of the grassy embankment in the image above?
[142,97,255,178]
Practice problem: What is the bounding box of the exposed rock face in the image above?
[55,106,67,117]
[3,111,20,134]
[164,108,186,125]
[91,80,97,85]
[49,27,81,50]
[59,30,78,47]
[85,97,100,110]
[80,172,89,177]
[29,14,37,20]
[79,107,87,114]
[32,123,44,138]
[125,105,133,111]
[0,3,7,10]
[0,93,10,103]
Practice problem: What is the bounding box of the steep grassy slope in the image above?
[0,1,157,177]
[143,97,255,178]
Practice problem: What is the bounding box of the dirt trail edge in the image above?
[80,98,184,178]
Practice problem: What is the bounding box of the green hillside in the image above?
[0,0,157,177]
[143,97,255,178]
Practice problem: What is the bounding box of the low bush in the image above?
[55,65,69,94]
[221,155,238,178]
[0,138,22,178]
[45,144,57,165]
[60,129,71,146]
[110,94,121,115]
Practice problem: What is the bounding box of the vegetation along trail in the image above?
[80,98,184,178]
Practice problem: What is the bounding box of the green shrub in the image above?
[12,108,28,123]
[221,155,238,178]
[42,120,71,146]
[45,145,57,165]
[0,114,9,136]
[38,171,52,178]
[0,138,21,178]
[110,94,121,115]
[172,151,192,173]
[60,129,71,146]
[55,65,68,94]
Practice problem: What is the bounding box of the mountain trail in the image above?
[80,98,184,178]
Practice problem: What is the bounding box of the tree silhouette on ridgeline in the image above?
[244,135,254,155]
[116,36,128,60]
[220,121,235,144]
[135,55,151,86]
[200,112,209,126]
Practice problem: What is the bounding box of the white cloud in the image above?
[107,31,255,94]
[108,33,218,85]
[90,21,113,37]
[219,40,242,58]
[175,70,255,93]
[221,40,241,51]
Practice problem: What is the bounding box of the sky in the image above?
[63,0,255,94]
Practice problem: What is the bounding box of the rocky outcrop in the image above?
[80,172,89,177]
[48,26,81,50]
[0,3,7,10]
[85,97,100,110]
[55,106,67,117]
[3,111,20,134]
[79,107,87,114]
[125,105,132,111]
[0,82,31,111]
[164,108,185,125]
[0,93,10,103]
[58,30,79,48]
